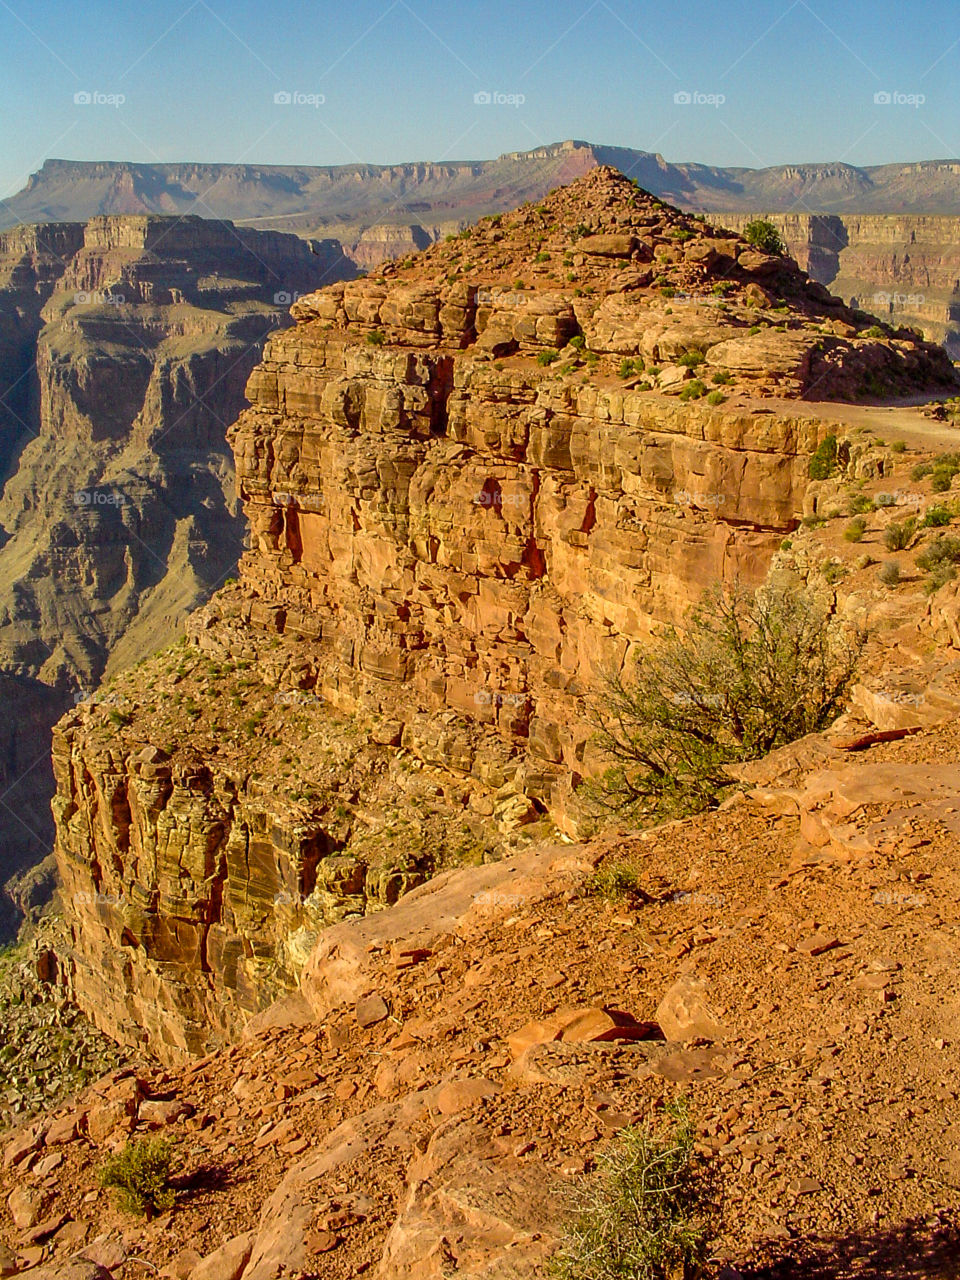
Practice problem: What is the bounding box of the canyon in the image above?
[0,217,354,932]
[47,167,956,1060]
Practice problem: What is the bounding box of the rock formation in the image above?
[0,217,354,930]
[48,168,957,1060]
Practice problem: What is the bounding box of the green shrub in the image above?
[864,325,886,338]
[618,357,645,379]
[706,390,725,406]
[891,440,907,453]
[677,350,705,367]
[589,860,645,901]
[550,1100,709,1280]
[743,218,785,255]
[931,467,955,493]
[537,349,559,367]
[366,329,385,346]
[748,325,761,336]
[711,369,732,385]
[660,286,677,299]
[846,493,873,515]
[678,379,707,401]
[569,335,585,350]
[780,538,793,550]
[586,583,862,822]
[878,561,901,586]
[100,1139,175,1218]
[809,434,839,480]
[916,535,960,573]
[844,517,867,542]
[922,504,953,528]
[884,519,916,551]
[535,251,550,263]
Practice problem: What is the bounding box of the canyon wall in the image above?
[0,216,355,931]
[49,168,955,1059]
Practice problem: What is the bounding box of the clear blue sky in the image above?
[1,0,958,196]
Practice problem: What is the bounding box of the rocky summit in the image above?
[48,168,956,1060]
[6,166,960,1278]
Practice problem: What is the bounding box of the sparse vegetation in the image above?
[550,1100,710,1280]
[537,348,559,367]
[844,517,867,543]
[677,350,705,368]
[922,504,953,528]
[884,519,916,551]
[100,1139,175,1218]
[743,218,785,255]
[618,357,645,379]
[809,434,839,481]
[586,583,862,822]
[678,379,707,401]
[878,561,901,586]
[366,329,385,346]
[710,369,732,385]
[916,535,960,592]
[706,390,725,406]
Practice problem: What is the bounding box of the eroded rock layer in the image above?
[52,168,957,1060]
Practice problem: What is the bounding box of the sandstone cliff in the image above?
[47,168,957,1060]
[0,217,355,930]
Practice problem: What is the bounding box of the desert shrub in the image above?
[537,349,559,367]
[365,329,385,346]
[677,350,705,367]
[100,1139,175,1218]
[743,218,785,255]
[660,286,677,299]
[706,390,725,406]
[916,535,960,574]
[780,538,793,550]
[535,251,550,263]
[569,335,586,350]
[878,561,901,586]
[891,440,907,453]
[864,325,886,338]
[846,493,873,515]
[619,357,645,378]
[844,517,867,542]
[911,462,933,481]
[931,467,955,492]
[586,584,862,822]
[922,504,953,528]
[884,519,916,551]
[589,860,646,901]
[550,1100,709,1280]
[821,559,847,584]
[748,325,761,335]
[809,434,838,480]
[711,369,732,385]
[678,379,707,401]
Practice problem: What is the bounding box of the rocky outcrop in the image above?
[0,217,354,932]
[50,168,957,1059]
[710,211,960,357]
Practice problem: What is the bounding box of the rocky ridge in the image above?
[49,168,957,1060]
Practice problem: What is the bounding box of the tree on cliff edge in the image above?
[586,582,863,822]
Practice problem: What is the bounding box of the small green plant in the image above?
[710,369,732,385]
[660,286,677,299]
[513,279,526,291]
[847,493,873,515]
[884,518,916,551]
[100,1139,175,1218]
[706,390,725,406]
[743,218,785,255]
[550,1100,709,1280]
[618,357,645,379]
[844,517,867,543]
[366,329,385,346]
[931,467,956,493]
[911,462,933,481]
[922,504,953,528]
[589,859,645,901]
[780,538,793,551]
[748,324,761,336]
[891,440,907,453]
[809,434,839,481]
[679,379,707,401]
[878,561,901,586]
[535,251,550,263]
[569,335,585,350]
[108,709,131,727]
[864,325,885,338]
[677,350,705,368]
[537,349,559,367]
[821,558,847,585]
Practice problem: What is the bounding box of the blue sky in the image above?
[1,0,958,196]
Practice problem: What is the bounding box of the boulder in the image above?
[655,975,729,1043]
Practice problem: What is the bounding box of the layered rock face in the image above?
[52,168,957,1059]
[710,212,960,356]
[0,216,354,930]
